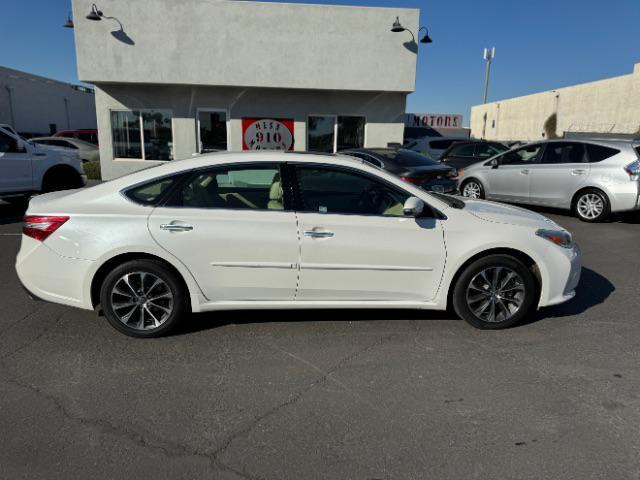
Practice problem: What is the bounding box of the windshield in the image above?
[375,149,440,166]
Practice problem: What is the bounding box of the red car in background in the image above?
[53,129,99,146]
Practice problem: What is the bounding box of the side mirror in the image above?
[490,158,499,169]
[403,196,425,217]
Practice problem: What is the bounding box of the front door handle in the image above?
[303,230,334,238]
[520,169,530,175]
[160,224,193,232]
[572,169,586,175]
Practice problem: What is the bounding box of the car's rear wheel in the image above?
[573,189,610,222]
[461,179,485,199]
[452,255,537,329]
[42,167,83,193]
[100,260,188,338]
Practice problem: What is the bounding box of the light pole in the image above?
[482,47,495,104]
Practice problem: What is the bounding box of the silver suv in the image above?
[459,139,640,222]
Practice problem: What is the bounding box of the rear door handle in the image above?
[160,224,193,232]
[520,169,530,175]
[303,230,334,238]
[572,169,586,175]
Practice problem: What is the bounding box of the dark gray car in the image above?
[341,148,459,193]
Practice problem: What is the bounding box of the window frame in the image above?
[110,108,175,161]
[196,107,230,154]
[447,143,475,157]
[288,162,433,218]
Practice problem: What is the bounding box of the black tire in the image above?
[99,259,189,338]
[460,179,485,199]
[452,254,537,329]
[572,188,610,223]
[42,167,83,193]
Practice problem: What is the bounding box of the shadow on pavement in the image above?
[518,204,640,224]
[179,307,453,336]
[0,201,27,226]
[537,266,614,320]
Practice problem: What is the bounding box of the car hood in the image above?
[463,198,560,229]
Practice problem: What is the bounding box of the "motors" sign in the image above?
[405,113,463,129]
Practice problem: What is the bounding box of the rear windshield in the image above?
[376,149,440,167]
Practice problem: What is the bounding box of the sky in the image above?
[2,0,639,126]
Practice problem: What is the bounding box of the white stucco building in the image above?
[470,63,640,142]
[71,0,420,179]
[0,66,96,136]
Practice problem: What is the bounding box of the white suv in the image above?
[0,126,86,203]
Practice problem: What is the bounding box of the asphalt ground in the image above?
[1,198,639,480]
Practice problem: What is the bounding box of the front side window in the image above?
[111,110,173,161]
[337,116,365,150]
[0,132,16,153]
[498,144,542,165]
[167,165,284,210]
[308,115,335,153]
[296,166,410,217]
[541,142,586,164]
[449,143,475,157]
[198,110,227,153]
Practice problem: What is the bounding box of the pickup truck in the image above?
[0,126,86,204]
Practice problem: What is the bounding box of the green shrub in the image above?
[83,161,102,180]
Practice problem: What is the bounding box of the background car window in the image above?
[168,166,283,210]
[0,132,16,153]
[586,144,620,163]
[541,143,586,164]
[381,149,439,166]
[476,143,506,158]
[124,176,179,206]
[498,145,542,165]
[429,139,457,150]
[297,167,410,216]
[448,144,475,157]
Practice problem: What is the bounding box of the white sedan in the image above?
[16,152,581,337]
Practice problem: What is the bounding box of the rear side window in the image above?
[166,165,283,210]
[429,140,456,150]
[586,144,620,163]
[124,176,179,206]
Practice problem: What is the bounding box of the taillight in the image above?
[22,216,69,242]
[624,160,640,181]
[400,176,421,185]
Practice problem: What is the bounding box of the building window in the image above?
[307,115,366,153]
[307,115,336,153]
[197,109,228,153]
[337,116,365,151]
[110,109,173,161]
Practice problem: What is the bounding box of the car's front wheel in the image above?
[461,179,485,199]
[100,259,189,338]
[452,255,537,329]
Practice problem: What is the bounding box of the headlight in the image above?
[536,228,573,248]
[447,169,458,178]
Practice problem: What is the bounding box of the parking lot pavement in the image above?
[1,198,640,480]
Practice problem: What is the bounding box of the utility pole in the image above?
[483,47,495,104]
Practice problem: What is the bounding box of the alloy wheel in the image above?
[110,271,174,331]
[577,193,604,220]
[462,181,482,199]
[465,267,525,323]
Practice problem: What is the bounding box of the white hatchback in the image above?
[16,152,582,337]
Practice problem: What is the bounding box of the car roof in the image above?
[515,138,639,149]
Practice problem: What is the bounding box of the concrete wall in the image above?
[0,66,96,134]
[95,83,406,179]
[72,0,419,93]
[470,63,640,141]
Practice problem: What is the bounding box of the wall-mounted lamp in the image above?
[63,12,74,28]
[86,3,104,21]
[391,17,433,44]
